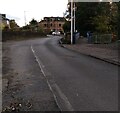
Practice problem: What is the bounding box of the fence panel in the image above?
[92,34,112,44]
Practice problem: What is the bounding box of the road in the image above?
[3,36,118,111]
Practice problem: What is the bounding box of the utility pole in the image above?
[24,11,27,26]
[71,0,73,44]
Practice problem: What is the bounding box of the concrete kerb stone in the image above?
[60,43,120,66]
[88,55,120,66]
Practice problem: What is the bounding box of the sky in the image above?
[0,0,68,27]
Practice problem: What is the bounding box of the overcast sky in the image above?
[0,0,68,27]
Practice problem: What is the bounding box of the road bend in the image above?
[31,36,118,111]
[7,36,119,111]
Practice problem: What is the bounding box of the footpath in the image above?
[62,37,120,66]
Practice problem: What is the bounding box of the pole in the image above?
[74,2,76,32]
[24,11,27,26]
[71,0,73,44]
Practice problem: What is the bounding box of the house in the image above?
[39,17,65,34]
[0,14,10,30]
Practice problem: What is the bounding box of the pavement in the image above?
[62,37,120,66]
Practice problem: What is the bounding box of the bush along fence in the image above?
[2,30,46,42]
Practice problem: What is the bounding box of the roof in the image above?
[0,14,9,21]
[43,17,65,21]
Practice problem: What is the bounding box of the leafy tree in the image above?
[21,24,30,30]
[29,19,39,31]
[75,2,99,35]
[9,19,19,30]
[63,21,70,33]
[93,15,110,33]
[93,2,118,34]
[117,2,120,39]
[29,19,38,26]
[66,2,118,36]
[109,3,118,33]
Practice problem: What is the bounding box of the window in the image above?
[59,24,61,27]
[51,24,52,27]
[44,24,46,27]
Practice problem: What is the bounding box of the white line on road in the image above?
[31,45,74,111]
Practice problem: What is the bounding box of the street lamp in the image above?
[70,0,76,44]
[24,11,27,26]
[71,0,73,44]
[73,2,76,33]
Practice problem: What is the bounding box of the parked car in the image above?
[56,31,60,35]
[52,31,60,36]
[52,32,56,35]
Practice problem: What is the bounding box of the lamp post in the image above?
[24,11,27,26]
[73,2,76,33]
[71,0,73,44]
[71,0,76,44]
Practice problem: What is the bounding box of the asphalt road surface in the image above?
[3,36,118,111]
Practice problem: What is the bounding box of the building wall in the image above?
[39,17,65,33]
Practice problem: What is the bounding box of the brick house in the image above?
[39,17,65,34]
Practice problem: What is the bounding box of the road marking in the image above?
[31,45,74,111]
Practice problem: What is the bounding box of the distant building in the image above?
[0,14,19,30]
[0,14,10,30]
[39,17,65,33]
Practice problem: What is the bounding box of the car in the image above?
[52,31,61,36]
[56,31,60,35]
[52,32,56,35]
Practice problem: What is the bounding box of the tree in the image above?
[21,24,30,30]
[63,21,71,33]
[9,19,19,30]
[93,15,110,33]
[66,2,118,36]
[117,2,120,39]
[93,2,118,34]
[29,19,38,26]
[75,2,99,35]
[29,19,39,31]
